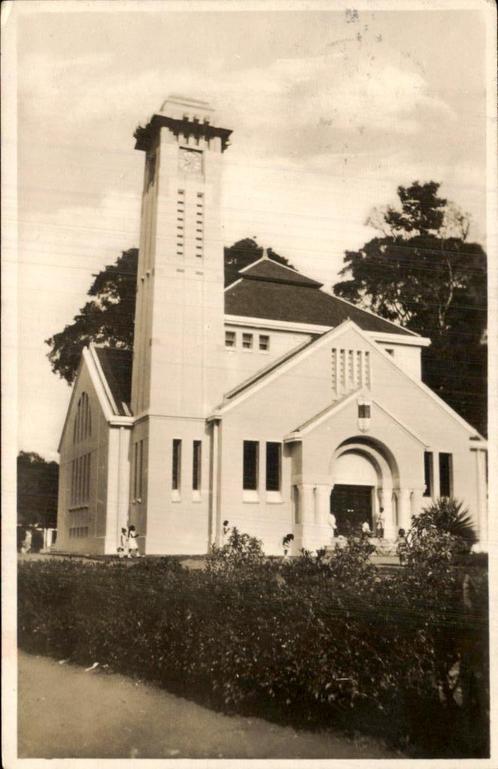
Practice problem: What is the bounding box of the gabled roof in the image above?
[93,347,133,416]
[225,257,414,336]
[284,390,428,447]
[211,318,485,440]
[239,257,323,288]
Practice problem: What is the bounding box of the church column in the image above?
[315,484,333,526]
[299,484,315,525]
[398,488,412,532]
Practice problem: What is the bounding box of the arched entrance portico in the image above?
[330,451,377,534]
[330,437,399,539]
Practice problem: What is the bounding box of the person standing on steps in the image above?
[117,527,129,558]
[127,525,140,558]
[376,508,385,539]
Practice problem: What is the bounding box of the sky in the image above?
[11,1,490,460]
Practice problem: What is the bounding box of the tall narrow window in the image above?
[439,453,453,497]
[364,351,371,387]
[133,442,138,499]
[138,440,144,499]
[358,403,371,419]
[266,442,281,492]
[423,451,433,497]
[192,440,202,491]
[331,348,337,391]
[339,349,346,388]
[348,349,354,384]
[356,350,363,385]
[172,439,182,491]
[243,441,258,490]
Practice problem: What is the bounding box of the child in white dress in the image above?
[117,527,128,558]
[128,525,140,558]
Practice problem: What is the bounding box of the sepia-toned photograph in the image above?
[2,0,496,764]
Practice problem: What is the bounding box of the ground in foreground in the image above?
[18,652,402,759]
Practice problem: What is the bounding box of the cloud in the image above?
[21,40,455,166]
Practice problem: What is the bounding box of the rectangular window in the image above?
[424,451,433,497]
[266,442,281,492]
[225,330,236,348]
[259,335,270,351]
[439,453,453,497]
[172,439,182,491]
[192,440,202,491]
[242,333,253,350]
[243,441,258,490]
[358,404,371,419]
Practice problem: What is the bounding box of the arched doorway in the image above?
[329,437,400,539]
[330,451,377,535]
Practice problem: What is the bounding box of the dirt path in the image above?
[18,652,402,759]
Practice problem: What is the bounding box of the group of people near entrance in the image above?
[117,525,140,558]
[329,508,386,541]
[329,507,409,563]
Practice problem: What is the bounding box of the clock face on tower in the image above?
[179,148,203,176]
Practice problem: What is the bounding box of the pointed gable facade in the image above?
[55,97,488,556]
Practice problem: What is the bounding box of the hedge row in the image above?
[18,535,489,757]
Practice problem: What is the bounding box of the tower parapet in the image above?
[134,95,232,153]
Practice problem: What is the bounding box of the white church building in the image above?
[56,96,488,556]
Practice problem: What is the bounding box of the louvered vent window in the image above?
[332,348,371,393]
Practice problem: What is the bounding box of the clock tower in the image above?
[129,96,232,553]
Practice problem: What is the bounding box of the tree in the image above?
[46,239,295,384]
[333,182,487,434]
[223,238,294,288]
[46,248,138,384]
[17,451,59,528]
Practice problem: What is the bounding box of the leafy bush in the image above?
[412,498,477,549]
[18,533,488,758]
[206,525,265,574]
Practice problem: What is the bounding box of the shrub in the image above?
[412,498,477,550]
[18,536,489,758]
[206,525,265,574]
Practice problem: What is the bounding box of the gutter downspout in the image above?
[209,418,222,549]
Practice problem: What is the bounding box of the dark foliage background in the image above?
[18,530,488,758]
[45,239,294,385]
[17,451,59,529]
[333,182,487,435]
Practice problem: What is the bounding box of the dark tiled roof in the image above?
[240,258,323,288]
[225,259,414,337]
[94,347,133,415]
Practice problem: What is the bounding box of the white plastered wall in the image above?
[214,322,486,554]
